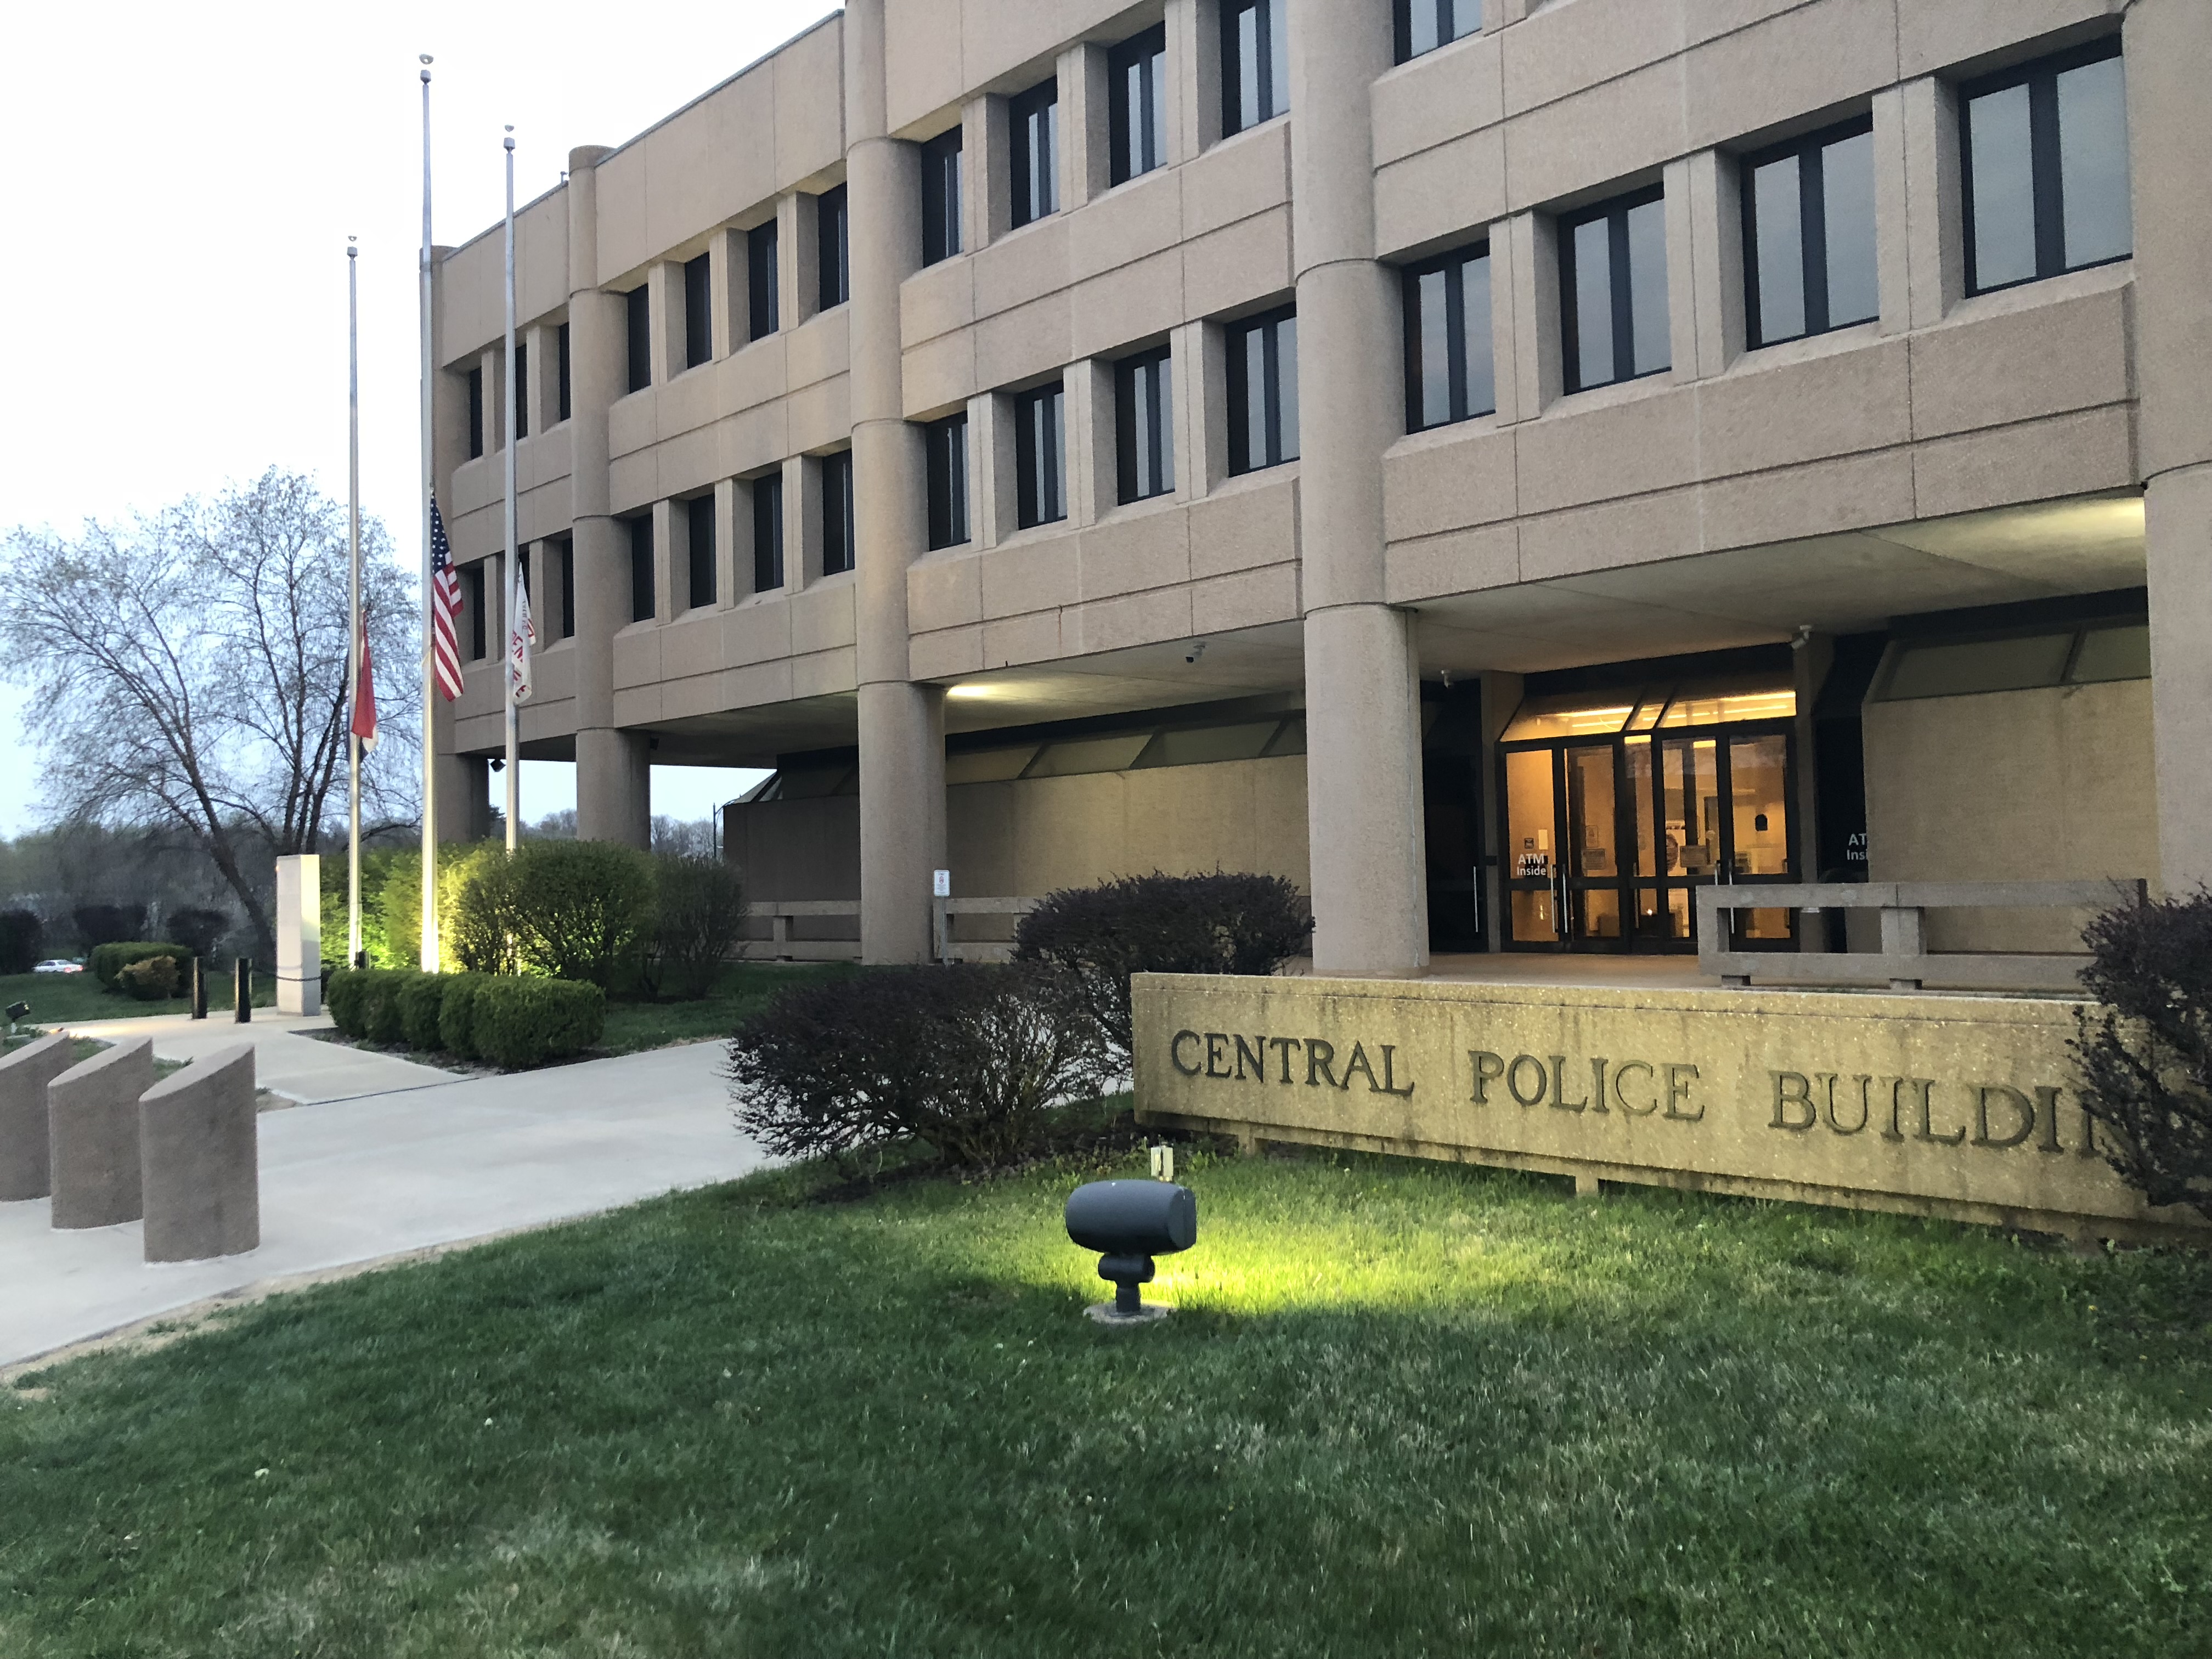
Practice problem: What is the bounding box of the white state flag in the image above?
[507,553,537,705]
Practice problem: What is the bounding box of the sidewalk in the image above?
[58,1011,457,1104]
[0,1040,768,1369]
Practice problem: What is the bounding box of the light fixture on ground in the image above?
[1064,1177,1197,1324]
[5,1002,27,1037]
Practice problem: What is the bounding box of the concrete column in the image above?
[0,1033,74,1201]
[1900,76,1963,329]
[140,1044,258,1262]
[567,144,652,849]
[48,1037,154,1229]
[1289,0,1427,976]
[2129,0,2212,894]
[848,0,947,963]
[274,854,322,1015]
[436,753,491,843]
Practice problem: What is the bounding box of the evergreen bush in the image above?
[89,941,194,990]
[471,976,606,1068]
[0,910,42,975]
[363,969,419,1045]
[165,907,230,963]
[397,972,448,1051]
[727,964,1107,1169]
[2072,888,2212,1220]
[1012,871,1312,1062]
[117,955,180,1001]
[326,967,373,1037]
[438,974,493,1060]
[73,905,146,953]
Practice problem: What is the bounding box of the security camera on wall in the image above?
[1185,640,1207,664]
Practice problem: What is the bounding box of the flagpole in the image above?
[346,238,364,967]
[417,55,441,970]
[502,128,521,853]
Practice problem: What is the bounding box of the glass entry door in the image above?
[1503,744,1628,949]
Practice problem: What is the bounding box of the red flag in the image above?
[350,610,379,753]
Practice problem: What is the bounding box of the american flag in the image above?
[428,493,464,701]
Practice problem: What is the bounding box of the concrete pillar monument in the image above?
[48,1037,154,1230]
[140,1043,259,1263]
[0,1033,75,1201]
[1288,0,1429,977]
[275,853,321,1015]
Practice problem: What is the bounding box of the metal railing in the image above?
[1694,879,2143,992]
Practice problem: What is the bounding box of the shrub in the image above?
[0,910,42,975]
[89,941,195,990]
[368,970,422,1045]
[645,853,747,1000]
[727,964,1107,1170]
[1012,871,1312,1062]
[472,976,606,1068]
[165,907,230,962]
[2072,888,2212,1221]
[443,843,520,975]
[397,973,449,1051]
[327,967,373,1037]
[509,840,657,988]
[73,905,146,953]
[118,955,180,1001]
[438,974,493,1060]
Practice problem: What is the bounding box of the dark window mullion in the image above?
[1608,208,1635,385]
[2029,70,2066,280]
[1261,322,1281,465]
[1254,1,1274,122]
[1442,259,1468,422]
[1801,139,1831,335]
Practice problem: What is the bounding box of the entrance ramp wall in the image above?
[1133,971,2204,1244]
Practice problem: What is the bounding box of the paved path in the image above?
[58,1011,458,1105]
[0,1040,768,1368]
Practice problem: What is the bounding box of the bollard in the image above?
[189,956,207,1021]
[49,1037,155,1228]
[0,1034,76,1201]
[234,957,251,1024]
[140,1043,258,1262]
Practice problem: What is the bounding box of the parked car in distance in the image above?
[32,960,84,975]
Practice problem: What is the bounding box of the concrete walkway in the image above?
[58,1011,458,1104]
[0,1040,768,1368]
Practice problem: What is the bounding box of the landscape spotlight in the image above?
[1064,1178,1197,1325]
[5,1001,29,1035]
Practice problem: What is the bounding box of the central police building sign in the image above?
[1132,974,2203,1242]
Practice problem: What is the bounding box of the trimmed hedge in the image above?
[118,955,181,1001]
[326,967,603,1069]
[89,941,195,990]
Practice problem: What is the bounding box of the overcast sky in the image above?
[0,0,838,837]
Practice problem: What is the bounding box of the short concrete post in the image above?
[48,1037,155,1229]
[140,1043,258,1262]
[275,854,321,1015]
[1880,905,1926,991]
[0,1033,76,1201]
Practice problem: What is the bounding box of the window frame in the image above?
[1013,381,1068,529]
[1115,346,1175,505]
[1959,36,2130,298]
[1221,0,1289,137]
[820,450,856,576]
[624,286,651,393]
[924,413,970,550]
[1393,0,1477,65]
[1009,79,1060,230]
[1741,115,1878,350]
[921,127,964,266]
[1109,26,1169,187]
[1225,305,1299,476]
[1402,243,1494,432]
[1558,185,1670,395]
[747,221,780,341]
[816,185,850,312]
[752,473,786,594]
[627,515,654,623]
[685,495,716,611]
[682,253,712,369]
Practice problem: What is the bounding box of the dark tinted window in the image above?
[1010,80,1059,229]
[926,414,970,550]
[1395,0,1477,63]
[748,221,780,340]
[1962,40,2130,295]
[625,286,651,393]
[1560,187,1669,393]
[1745,117,1878,348]
[465,367,484,459]
[1014,382,1067,528]
[628,515,654,622]
[1116,347,1174,503]
[1110,27,1167,186]
[922,128,964,266]
[821,452,856,575]
[817,185,850,311]
[683,253,712,368]
[463,561,487,658]
[555,534,575,639]
[1221,0,1288,136]
[686,496,716,609]
[513,343,529,441]
[1404,245,1493,430]
[1226,307,1298,473]
[556,323,571,422]
[752,473,785,592]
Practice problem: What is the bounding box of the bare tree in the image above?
[0,469,419,960]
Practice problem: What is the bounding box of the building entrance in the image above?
[1498,676,1798,953]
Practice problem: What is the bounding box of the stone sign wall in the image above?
[1131,974,2205,1243]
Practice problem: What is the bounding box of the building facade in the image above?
[430,0,2212,974]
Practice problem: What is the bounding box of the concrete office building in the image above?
[430,0,2211,974]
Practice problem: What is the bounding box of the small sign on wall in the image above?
[933,869,952,898]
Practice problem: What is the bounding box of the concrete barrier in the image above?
[48,1037,155,1229]
[0,1034,77,1201]
[140,1043,259,1262]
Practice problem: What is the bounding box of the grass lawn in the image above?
[4,1141,2208,1657]
[0,966,274,1035]
[596,961,856,1056]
